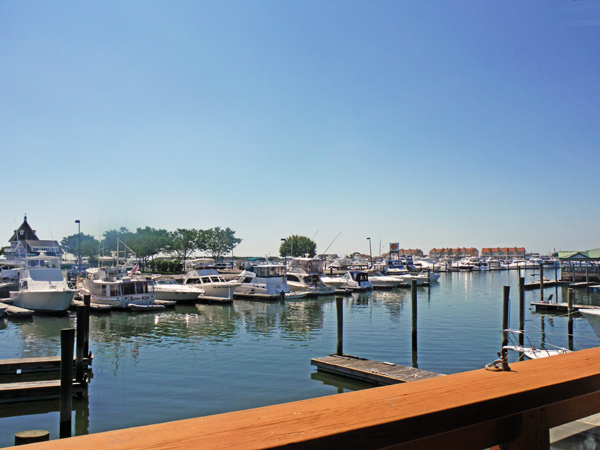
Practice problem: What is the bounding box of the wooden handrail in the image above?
[10,347,600,450]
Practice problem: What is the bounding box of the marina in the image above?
[1,268,600,447]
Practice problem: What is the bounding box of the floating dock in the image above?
[0,355,93,375]
[0,379,88,403]
[531,302,600,313]
[311,354,443,386]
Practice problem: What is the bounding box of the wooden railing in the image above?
[10,347,600,450]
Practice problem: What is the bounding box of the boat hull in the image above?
[12,290,75,312]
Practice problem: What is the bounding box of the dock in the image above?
[0,355,93,374]
[531,302,599,313]
[311,354,443,386]
[0,379,88,403]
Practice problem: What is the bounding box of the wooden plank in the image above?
[11,348,600,450]
[0,356,93,374]
[0,380,87,403]
[311,355,442,385]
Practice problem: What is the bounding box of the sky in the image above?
[1,0,599,258]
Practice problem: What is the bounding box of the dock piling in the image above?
[83,295,90,358]
[336,297,343,356]
[568,288,574,351]
[60,328,75,439]
[411,280,417,353]
[540,265,544,303]
[519,277,525,347]
[76,305,85,383]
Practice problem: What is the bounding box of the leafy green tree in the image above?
[128,227,170,266]
[198,227,242,261]
[60,233,100,261]
[280,235,317,258]
[102,227,133,254]
[168,228,199,260]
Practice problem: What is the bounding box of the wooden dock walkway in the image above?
[0,379,87,403]
[311,354,443,385]
[531,302,600,313]
[0,356,93,375]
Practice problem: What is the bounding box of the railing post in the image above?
[336,297,343,356]
[60,328,75,439]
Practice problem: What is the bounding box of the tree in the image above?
[60,233,100,260]
[198,227,242,261]
[102,227,133,255]
[280,235,317,258]
[168,228,199,260]
[128,227,170,266]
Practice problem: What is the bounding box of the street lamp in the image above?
[75,220,81,266]
[367,237,372,268]
[281,238,286,266]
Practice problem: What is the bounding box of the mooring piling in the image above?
[519,277,525,347]
[336,297,343,356]
[60,328,75,439]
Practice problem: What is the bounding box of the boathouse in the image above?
[558,248,600,283]
[4,215,64,262]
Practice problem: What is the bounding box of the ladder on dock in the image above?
[311,354,443,386]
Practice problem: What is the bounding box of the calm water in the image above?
[1,269,599,447]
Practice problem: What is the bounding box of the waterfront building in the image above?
[480,247,526,258]
[429,248,479,259]
[4,215,64,262]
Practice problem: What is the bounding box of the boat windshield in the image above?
[28,269,64,282]
[255,266,285,278]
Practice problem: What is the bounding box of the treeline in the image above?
[60,226,241,266]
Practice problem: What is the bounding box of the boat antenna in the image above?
[312,229,319,240]
[323,231,342,254]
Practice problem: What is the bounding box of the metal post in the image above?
[60,328,75,439]
[367,237,372,268]
[336,297,343,356]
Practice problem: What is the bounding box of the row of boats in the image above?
[0,256,440,315]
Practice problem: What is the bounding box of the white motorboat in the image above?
[9,255,76,313]
[80,272,155,309]
[322,271,372,291]
[234,264,293,300]
[183,268,235,301]
[285,257,335,296]
[367,270,403,289]
[152,275,205,302]
[579,309,600,339]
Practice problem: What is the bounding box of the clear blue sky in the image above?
[1,1,598,257]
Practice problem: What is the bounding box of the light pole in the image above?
[367,237,372,268]
[75,220,81,266]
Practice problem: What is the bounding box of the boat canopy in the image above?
[255,265,286,278]
[290,257,323,274]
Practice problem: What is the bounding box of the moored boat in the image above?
[9,255,75,313]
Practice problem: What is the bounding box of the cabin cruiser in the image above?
[322,271,372,291]
[78,265,155,309]
[285,257,335,296]
[234,264,296,300]
[366,270,403,289]
[182,268,235,301]
[9,255,76,313]
[579,309,600,339]
[152,275,205,302]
